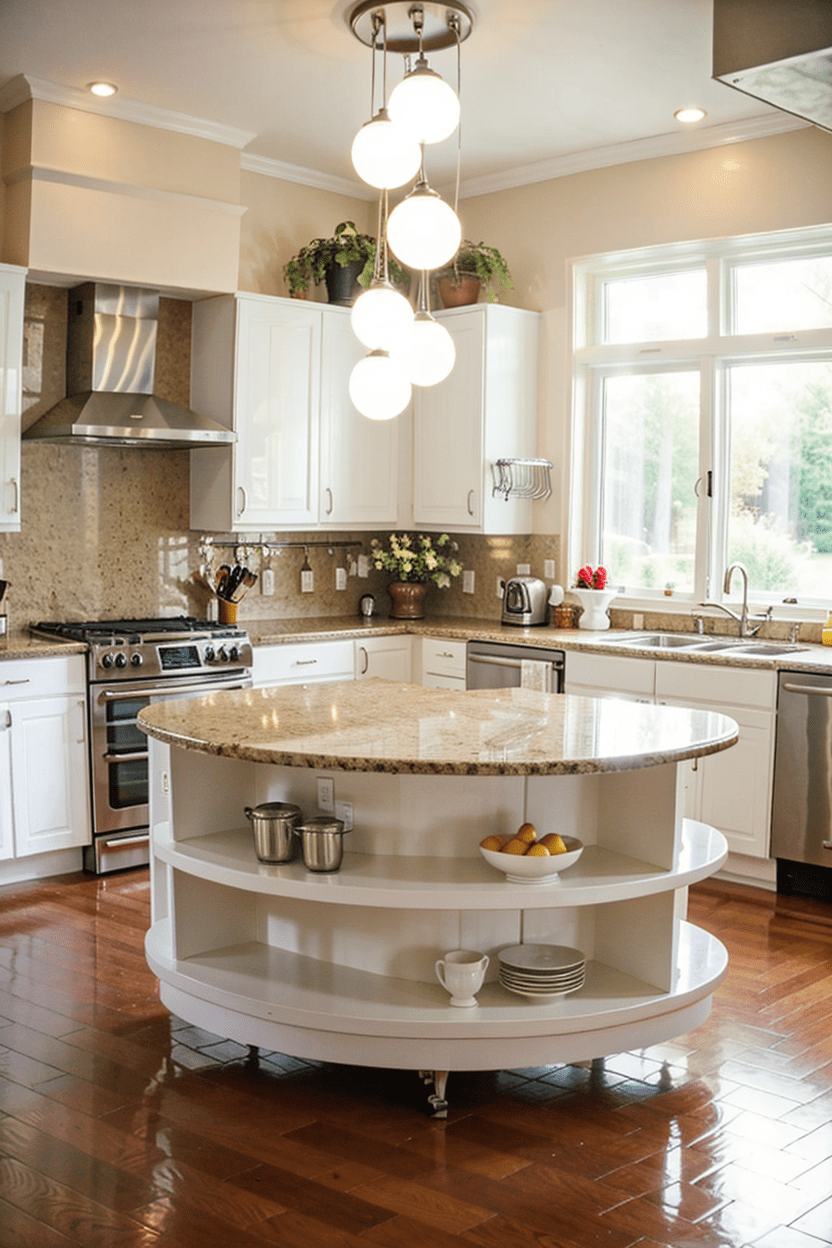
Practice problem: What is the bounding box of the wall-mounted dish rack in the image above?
[492,458,553,501]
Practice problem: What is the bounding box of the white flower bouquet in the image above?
[370,533,462,588]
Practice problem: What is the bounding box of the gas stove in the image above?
[32,616,252,681]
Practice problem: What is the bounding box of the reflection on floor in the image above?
[1,871,832,1247]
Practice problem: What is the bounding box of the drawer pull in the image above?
[3,678,29,686]
[293,658,318,666]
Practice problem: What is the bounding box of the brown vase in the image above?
[387,582,427,619]
[437,273,481,308]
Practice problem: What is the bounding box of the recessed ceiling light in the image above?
[88,82,118,98]
[675,106,706,124]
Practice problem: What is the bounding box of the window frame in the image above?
[569,225,832,618]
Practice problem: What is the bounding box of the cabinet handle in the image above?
[325,487,333,515]
[292,658,318,667]
[467,489,475,515]
[359,646,368,675]
[0,709,10,730]
[2,678,29,686]
[10,478,19,514]
[76,698,86,746]
[236,485,247,518]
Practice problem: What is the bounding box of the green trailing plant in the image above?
[284,221,408,297]
[438,240,513,302]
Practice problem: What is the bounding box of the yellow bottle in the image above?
[823,611,832,646]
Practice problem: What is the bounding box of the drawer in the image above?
[655,661,777,710]
[421,637,467,679]
[565,651,655,697]
[422,671,466,690]
[0,654,86,699]
[253,640,355,687]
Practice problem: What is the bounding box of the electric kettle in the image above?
[501,576,548,626]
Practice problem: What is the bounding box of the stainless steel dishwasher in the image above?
[771,669,832,895]
[466,640,565,691]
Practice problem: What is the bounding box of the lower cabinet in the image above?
[419,636,467,689]
[251,640,355,688]
[0,656,91,860]
[354,635,412,682]
[565,651,777,860]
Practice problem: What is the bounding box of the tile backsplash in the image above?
[1,284,562,628]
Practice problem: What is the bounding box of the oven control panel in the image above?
[92,630,253,681]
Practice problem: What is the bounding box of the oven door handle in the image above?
[99,678,250,701]
[104,750,149,764]
[99,833,151,851]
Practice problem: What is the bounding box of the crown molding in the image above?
[0,74,256,150]
[458,111,810,199]
[240,151,374,200]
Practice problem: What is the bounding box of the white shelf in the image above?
[155,819,727,909]
[146,918,727,1042]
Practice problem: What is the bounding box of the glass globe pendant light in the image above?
[390,271,455,386]
[387,172,461,271]
[388,53,460,145]
[350,13,420,189]
[349,349,412,420]
[351,188,413,349]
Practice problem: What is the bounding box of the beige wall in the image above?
[238,169,374,298]
[458,126,832,548]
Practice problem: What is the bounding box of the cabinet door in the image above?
[10,695,90,856]
[320,311,399,527]
[0,266,25,532]
[413,310,484,528]
[0,703,13,860]
[355,636,412,682]
[696,708,773,859]
[234,298,321,529]
[565,652,655,701]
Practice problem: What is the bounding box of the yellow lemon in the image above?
[480,834,505,851]
[515,822,537,844]
[501,838,529,856]
[540,833,567,855]
[525,843,550,857]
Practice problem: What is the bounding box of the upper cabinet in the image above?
[412,304,540,534]
[190,294,401,532]
[0,265,26,533]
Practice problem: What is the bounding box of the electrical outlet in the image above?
[517,563,531,575]
[316,776,335,814]
[544,559,556,579]
[335,566,347,591]
[633,613,644,630]
[301,569,314,593]
[496,575,505,599]
[462,569,475,594]
[261,568,275,596]
[335,800,354,831]
[358,555,370,578]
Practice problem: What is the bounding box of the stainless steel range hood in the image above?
[23,284,234,448]
[713,0,832,132]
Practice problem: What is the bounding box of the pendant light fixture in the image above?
[350,11,421,189]
[349,349,412,420]
[390,271,456,386]
[350,188,413,349]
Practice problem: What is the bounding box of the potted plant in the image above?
[284,222,409,305]
[436,240,513,307]
[370,532,462,618]
[571,564,617,631]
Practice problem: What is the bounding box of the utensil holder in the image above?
[218,598,238,624]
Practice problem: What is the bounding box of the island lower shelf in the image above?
[146,918,728,1070]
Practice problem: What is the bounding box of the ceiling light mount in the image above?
[349,1,473,53]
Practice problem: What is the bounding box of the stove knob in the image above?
[130,653,143,668]
[228,645,239,663]
[115,652,127,669]
[217,646,228,663]
[101,653,114,669]
[204,646,215,663]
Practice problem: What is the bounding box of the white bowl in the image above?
[479,836,584,885]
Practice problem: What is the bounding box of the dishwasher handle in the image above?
[781,681,832,697]
[468,653,564,671]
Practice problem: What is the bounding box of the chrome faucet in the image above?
[699,562,772,638]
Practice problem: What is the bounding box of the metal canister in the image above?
[294,816,349,872]
[244,802,302,863]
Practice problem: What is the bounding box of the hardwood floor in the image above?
[1,871,832,1247]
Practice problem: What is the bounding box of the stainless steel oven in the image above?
[32,618,252,873]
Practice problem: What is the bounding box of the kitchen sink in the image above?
[608,633,811,657]
[615,633,706,649]
[729,642,811,656]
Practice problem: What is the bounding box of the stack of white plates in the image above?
[498,943,586,998]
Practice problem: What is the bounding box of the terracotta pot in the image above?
[437,273,482,308]
[387,582,427,619]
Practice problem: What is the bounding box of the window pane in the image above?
[603,270,707,343]
[599,371,699,593]
[733,256,832,334]
[727,359,832,599]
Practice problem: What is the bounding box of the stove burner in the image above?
[33,617,225,641]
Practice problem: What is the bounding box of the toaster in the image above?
[501,576,548,626]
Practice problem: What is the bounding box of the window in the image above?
[571,228,832,609]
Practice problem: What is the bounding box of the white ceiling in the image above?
[0,0,805,198]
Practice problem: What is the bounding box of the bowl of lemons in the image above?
[479,823,583,885]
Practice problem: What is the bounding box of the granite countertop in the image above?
[0,631,87,660]
[138,678,738,776]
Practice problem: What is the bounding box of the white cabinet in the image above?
[419,636,467,689]
[566,650,776,860]
[252,639,355,688]
[0,656,90,860]
[0,265,26,532]
[354,635,412,682]
[413,304,540,534]
[190,294,400,532]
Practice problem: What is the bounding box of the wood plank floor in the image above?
[1,871,832,1247]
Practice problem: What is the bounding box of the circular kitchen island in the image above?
[139,680,736,1115]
